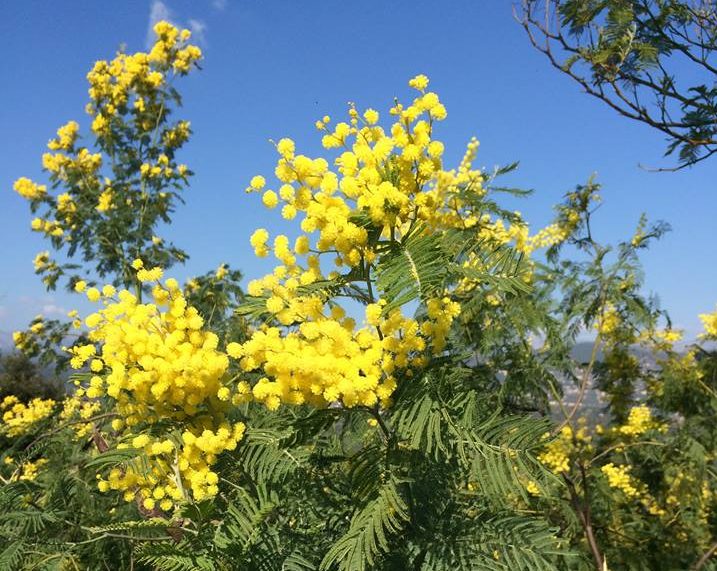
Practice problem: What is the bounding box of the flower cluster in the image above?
[73,267,245,508]
[232,307,414,410]
[239,76,565,410]
[12,317,44,352]
[21,142,104,244]
[601,463,640,497]
[617,405,662,438]
[13,177,46,200]
[85,21,201,139]
[58,391,102,439]
[11,20,199,292]
[538,424,592,474]
[0,396,56,438]
[699,305,717,338]
[652,328,683,344]
[665,472,713,522]
[2,457,49,482]
[595,304,620,336]
[100,419,245,510]
[601,462,665,516]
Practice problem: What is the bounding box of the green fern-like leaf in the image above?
[319,476,409,571]
[0,540,25,570]
[87,517,172,535]
[138,543,217,571]
[375,226,447,310]
[214,486,276,554]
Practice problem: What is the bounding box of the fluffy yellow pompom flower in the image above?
[363,108,379,125]
[294,235,310,255]
[262,190,279,208]
[276,138,295,158]
[365,303,383,326]
[408,74,429,91]
[281,204,297,220]
[249,175,266,191]
[250,228,270,257]
[226,342,243,358]
[86,287,101,302]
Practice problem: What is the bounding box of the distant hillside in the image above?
[570,341,603,364]
[0,330,13,351]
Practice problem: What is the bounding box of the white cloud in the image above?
[188,19,208,46]
[212,0,227,11]
[17,296,66,317]
[41,304,67,317]
[0,295,79,341]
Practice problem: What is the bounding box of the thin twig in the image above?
[551,332,602,436]
[693,540,717,570]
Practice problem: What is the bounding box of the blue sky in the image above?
[1,0,715,343]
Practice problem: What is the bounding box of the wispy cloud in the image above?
[0,296,74,343]
[41,304,67,317]
[188,19,208,46]
[17,296,67,318]
[211,0,227,11]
